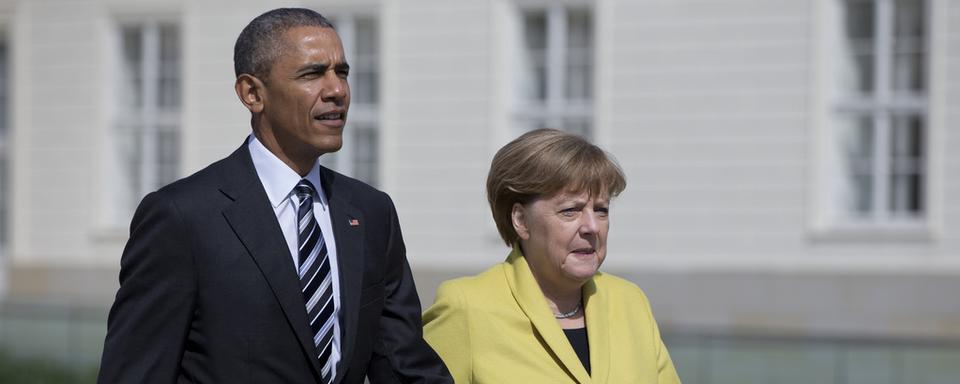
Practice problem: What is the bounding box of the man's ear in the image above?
[235,74,265,114]
[511,202,530,240]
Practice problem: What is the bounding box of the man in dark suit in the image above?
[98,8,452,383]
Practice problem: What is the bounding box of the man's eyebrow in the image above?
[296,63,330,75]
[294,62,350,76]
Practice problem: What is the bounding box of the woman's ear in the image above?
[511,202,530,240]
[235,74,265,114]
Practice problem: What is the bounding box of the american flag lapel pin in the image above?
[349,218,360,227]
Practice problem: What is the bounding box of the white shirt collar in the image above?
[247,134,327,208]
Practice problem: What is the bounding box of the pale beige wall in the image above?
[2,0,958,339]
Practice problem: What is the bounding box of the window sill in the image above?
[809,221,933,243]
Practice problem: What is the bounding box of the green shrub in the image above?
[0,350,97,384]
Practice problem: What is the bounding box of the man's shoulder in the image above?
[151,146,249,203]
[319,165,377,192]
[319,165,392,205]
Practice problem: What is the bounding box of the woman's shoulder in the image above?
[592,271,653,304]
[431,262,519,315]
[436,262,510,296]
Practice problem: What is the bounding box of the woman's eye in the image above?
[559,208,579,217]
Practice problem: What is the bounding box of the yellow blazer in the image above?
[423,246,681,384]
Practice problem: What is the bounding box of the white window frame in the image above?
[810,0,944,239]
[319,10,381,187]
[511,1,594,140]
[105,17,182,228]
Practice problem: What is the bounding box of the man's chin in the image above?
[312,138,343,155]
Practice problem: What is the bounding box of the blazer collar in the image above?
[583,271,610,383]
[247,134,328,210]
[502,244,605,384]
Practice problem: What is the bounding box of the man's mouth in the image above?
[315,112,344,121]
[571,248,595,255]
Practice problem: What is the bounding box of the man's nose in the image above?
[321,74,347,102]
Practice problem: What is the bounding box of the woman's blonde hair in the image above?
[486,128,626,246]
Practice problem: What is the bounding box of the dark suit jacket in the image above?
[98,143,451,383]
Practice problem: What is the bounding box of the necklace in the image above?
[554,303,582,319]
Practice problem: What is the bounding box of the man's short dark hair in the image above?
[234,8,335,80]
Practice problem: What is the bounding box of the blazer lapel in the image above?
[503,245,592,384]
[219,145,324,379]
[319,168,366,384]
[583,278,609,384]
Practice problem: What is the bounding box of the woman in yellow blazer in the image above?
[424,129,681,383]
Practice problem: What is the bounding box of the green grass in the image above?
[0,350,98,384]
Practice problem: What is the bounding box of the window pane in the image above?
[121,27,144,108]
[522,11,547,101]
[565,9,592,101]
[353,17,379,104]
[893,0,926,93]
[562,118,592,141]
[890,115,923,158]
[515,117,548,134]
[114,23,182,223]
[516,7,593,139]
[356,17,378,56]
[354,71,378,105]
[156,126,180,190]
[524,11,547,50]
[117,122,144,199]
[839,0,875,95]
[829,1,928,224]
[352,124,379,187]
[889,115,924,215]
[892,53,924,93]
[844,116,874,159]
[839,115,875,215]
[158,24,181,109]
[888,172,923,216]
[846,1,875,39]
[894,0,924,37]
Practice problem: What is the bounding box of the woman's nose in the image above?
[579,211,599,234]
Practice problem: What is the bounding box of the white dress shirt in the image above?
[248,135,342,377]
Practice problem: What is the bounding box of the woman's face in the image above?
[513,189,610,289]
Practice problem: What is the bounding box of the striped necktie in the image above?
[294,179,336,384]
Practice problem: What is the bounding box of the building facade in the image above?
[0,0,958,380]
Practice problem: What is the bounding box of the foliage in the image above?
[0,350,97,384]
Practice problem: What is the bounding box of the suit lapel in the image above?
[319,168,366,384]
[218,145,324,379]
[583,278,609,384]
[503,245,592,384]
